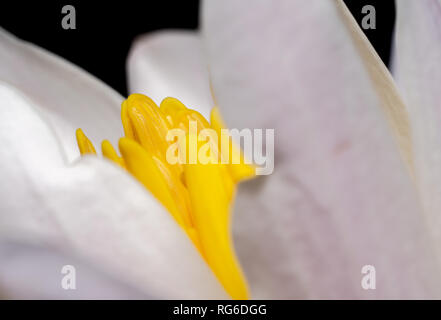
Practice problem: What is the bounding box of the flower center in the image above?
[75,93,255,299]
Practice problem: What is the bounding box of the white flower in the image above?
[1,0,441,299]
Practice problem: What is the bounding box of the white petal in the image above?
[0,28,124,162]
[202,0,441,298]
[0,84,228,299]
[0,83,66,244]
[393,1,441,245]
[0,240,147,299]
[48,157,228,299]
[127,30,213,118]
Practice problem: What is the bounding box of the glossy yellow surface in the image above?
[76,94,255,299]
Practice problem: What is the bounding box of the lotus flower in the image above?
[1,0,441,299]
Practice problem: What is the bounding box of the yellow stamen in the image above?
[76,128,96,155]
[160,97,188,127]
[101,140,125,168]
[75,94,256,299]
[126,95,170,156]
[119,137,186,228]
[121,99,136,140]
[210,107,256,182]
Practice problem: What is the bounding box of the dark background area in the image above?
[0,0,395,96]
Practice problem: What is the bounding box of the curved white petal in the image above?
[393,1,441,246]
[0,240,147,299]
[202,0,441,298]
[48,157,229,299]
[127,30,213,118]
[0,84,228,299]
[0,83,66,245]
[0,28,124,162]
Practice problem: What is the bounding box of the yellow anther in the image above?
[176,109,211,133]
[119,137,203,253]
[76,128,96,155]
[151,154,194,228]
[184,160,248,300]
[125,95,171,158]
[210,107,256,183]
[160,97,188,127]
[118,138,185,225]
[75,94,254,300]
[101,140,125,168]
[121,100,136,140]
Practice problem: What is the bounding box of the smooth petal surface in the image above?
[202,0,441,298]
[47,157,228,299]
[127,30,213,118]
[0,240,146,299]
[0,83,66,245]
[0,28,123,162]
[0,84,228,299]
[393,0,441,246]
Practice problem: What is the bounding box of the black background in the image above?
[0,0,395,96]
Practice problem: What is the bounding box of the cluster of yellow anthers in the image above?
[76,94,256,299]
